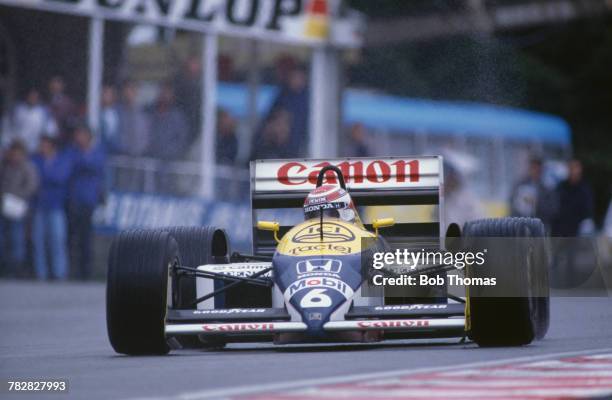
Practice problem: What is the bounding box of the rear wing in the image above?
[250,157,444,254]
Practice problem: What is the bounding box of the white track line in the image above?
[127,347,612,400]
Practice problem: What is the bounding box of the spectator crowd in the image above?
[509,157,594,237]
[0,57,313,280]
[95,56,314,165]
[0,58,606,286]
[1,76,107,280]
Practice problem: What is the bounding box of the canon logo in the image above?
[357,320,430,328]
[202,323,275,332]
[277,160,420,186]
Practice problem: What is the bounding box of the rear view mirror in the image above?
[257,221,279,231]
[372,218,395,236]
[257,221,281,243]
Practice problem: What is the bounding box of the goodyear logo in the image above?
[292,222,356,244]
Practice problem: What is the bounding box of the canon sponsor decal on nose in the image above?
[201,323,275,332]
[357,320,430,328]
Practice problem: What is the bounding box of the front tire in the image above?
[106,230,180,355]
[463,217,549,347]
[162,226,229,349]
[162,226,229,309]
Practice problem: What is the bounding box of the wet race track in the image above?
[0,281,611,399]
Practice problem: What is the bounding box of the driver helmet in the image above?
[303,184,357,223]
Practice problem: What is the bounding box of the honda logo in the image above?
[296,259,342,274]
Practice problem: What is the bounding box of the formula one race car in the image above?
[106,157,550,355]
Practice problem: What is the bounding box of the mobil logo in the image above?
[286,277,352,299]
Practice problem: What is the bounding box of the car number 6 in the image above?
[300,288,332,308]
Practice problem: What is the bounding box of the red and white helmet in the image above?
[303,184,357,223]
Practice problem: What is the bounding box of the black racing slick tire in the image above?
[162,226,229,309]
[106,230,180,355]
[463,217,550,347]
[522,218,550,339]
[162,226,229,349]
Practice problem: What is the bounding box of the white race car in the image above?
[106,157,549,354]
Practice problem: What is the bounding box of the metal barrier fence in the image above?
[106,156,250,201]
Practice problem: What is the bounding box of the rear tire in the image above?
[106,230,179,355]
[463,217,549,346]
[522,218,550,339]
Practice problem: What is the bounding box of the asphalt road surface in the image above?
[1,280,611,399]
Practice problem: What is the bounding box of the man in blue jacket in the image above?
[31,135,72,280]
[68,125,105,280]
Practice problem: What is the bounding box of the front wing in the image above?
[165,304,466,338]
